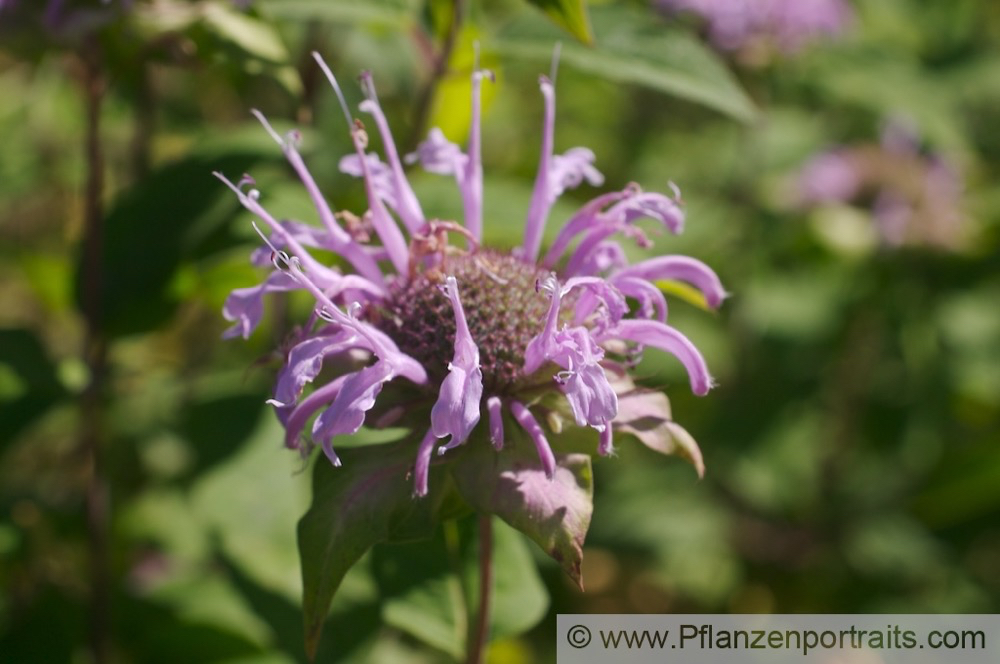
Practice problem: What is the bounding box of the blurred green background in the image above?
[1,0,998,662]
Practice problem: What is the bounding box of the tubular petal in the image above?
[613,255,727,309]
[522,76,556,262]
[599,425,614,456]
[282,375,349,450]
[250,109,385,285]
[511,401,556,479]
[312,361,395,443]
[412,428,438,498]
[431,277,484,449]
[602,319,714,396]
[487,396,504,450]
[358,72,425,233]
[272,329,361,407]
[222,271,299,339]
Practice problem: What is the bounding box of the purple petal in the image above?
[542,189,630,270]
[545,326,617,430]
[222,270,299,339]
[798,150,860,204]
[598,425,614,457]
[462,70,488,242]
[312,360,394,444]
[510,400,556,479]
[407,128,465,175]
[563,186,686,277]
[432,277,484,449]
[523,275,562,375]
[522,76,556,262]
[550,147,604,199]
[214,172,346,286]
[570,241,628,277]
[272,329,363,406]
[340,152,398,209]
[282,375,349,450]
[610,190,685,234]
[412,428,437,498]
[601,319,714,396]
[487,396,504,450]
[610,276,669,322]
[612,255,727,309]
[359,72,425,234]
[346,128,411,276]
[562,276,628,328]
[561,361,618,431]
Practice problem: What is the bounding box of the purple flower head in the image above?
[658,0,852,54]
[218,51,725,497]
[797,122,967,249]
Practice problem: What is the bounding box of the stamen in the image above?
[312,51,354,130]
[550,42,562,85]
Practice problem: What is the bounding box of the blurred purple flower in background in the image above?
[798,120,966,249]
[657,0,852,53]
[216,54,725,495]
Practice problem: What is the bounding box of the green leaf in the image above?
[202,1,290,63]
[525,0,594,46]
[0,328,68,447]
[372,515,549,655]
[297,439,467,659]
[257,0,419,26]
[74,151,265,337]
[373,530,467,659]
[451,431,593,588]
[497,5,757,123]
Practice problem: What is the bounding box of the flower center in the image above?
[365,250,555,394]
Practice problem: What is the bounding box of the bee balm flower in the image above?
[216,53,725,497]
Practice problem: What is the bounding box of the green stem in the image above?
[466,514,493,664]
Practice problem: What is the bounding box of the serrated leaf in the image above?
[497,5,757,122]
[525,0,594,45]
[297,439,465,659]
[451,432,593,588]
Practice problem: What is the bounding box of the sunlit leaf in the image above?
[497,5,756,122]
[525,0,594,45]
[256,0,419,26]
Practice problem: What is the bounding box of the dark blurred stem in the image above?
[81,38,111,664]
[409,0,466,150]
[466,514,493,664]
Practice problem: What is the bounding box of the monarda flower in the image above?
[797,120,966,249]
[216,52,724,594]
[657,0,852,54]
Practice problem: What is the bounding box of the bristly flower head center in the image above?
[365,246,566,394]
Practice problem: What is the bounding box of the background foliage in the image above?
[1,0,998,662]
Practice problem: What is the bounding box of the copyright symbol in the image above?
[567,624,592,648]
